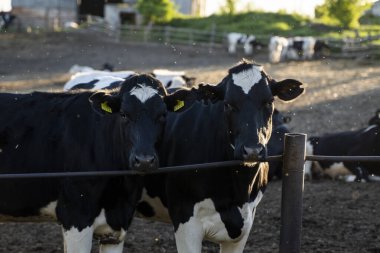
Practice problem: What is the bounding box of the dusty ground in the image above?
[0,30,379,253]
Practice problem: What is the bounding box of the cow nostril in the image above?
[134,155,156,168]
[146,155,156,165]
[134,156,141,167]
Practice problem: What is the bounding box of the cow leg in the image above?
[63,226,94,253]
[219,233,250,253]
[219,208,254,253]
[174,220,203,253]
[99,241,125,253]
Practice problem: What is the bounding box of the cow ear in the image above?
[196,83,225,103]
[270,79,304,101]
[164,88,197,113]
[164,84,225,113]
[89,92,121,116]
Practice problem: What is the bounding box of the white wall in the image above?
[201,0,325,17]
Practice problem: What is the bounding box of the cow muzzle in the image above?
[242,144,267,162]
[130,154,158,173]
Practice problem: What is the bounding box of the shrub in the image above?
[136,0,176,24]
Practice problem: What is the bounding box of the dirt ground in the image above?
[0,30,379,253]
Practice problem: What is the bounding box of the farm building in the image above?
[368,0,380,16]
[8,0,141,30]
[8,0,256,30]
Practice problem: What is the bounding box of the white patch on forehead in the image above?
[130,83,159,103]
[232,65,263,94]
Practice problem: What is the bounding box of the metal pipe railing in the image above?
[0,153,380,179]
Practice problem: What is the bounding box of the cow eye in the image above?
[264,99,274,109]
[120,112,130,121]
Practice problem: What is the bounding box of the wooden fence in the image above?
[83,21,380,59]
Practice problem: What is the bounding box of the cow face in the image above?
[89,74,173,172]
[194,60,303,162]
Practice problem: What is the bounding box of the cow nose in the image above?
[242,145,266,161]
[133,155,157,172]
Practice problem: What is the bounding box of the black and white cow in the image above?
[269,36,329,63]
[137,59,304,252]
[64,69,196,91]
[305,110,380,182]
[267,109,292,181]
[227,32,264,55]
[0,74,193,252]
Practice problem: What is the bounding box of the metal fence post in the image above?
[279,133,306,253]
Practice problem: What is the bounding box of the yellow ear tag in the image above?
[101,101,112,113]
[173,100,185,112]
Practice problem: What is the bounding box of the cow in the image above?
[227,32,264,55]
[64,69,196,91]
[267,109,292,181]
[68,63,114,74]
[269,36,329,63]
[136,59,304,252]
[268,36,290,63]
[0,0,14,31]
[305,110,380,182]
[0,74,195,253]
[313,39,330,59]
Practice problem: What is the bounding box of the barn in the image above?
[9,0,141,30]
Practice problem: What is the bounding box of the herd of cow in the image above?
[0,59,378,253]
[227,32,330,63]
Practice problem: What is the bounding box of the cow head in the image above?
[182,59,303,163]
[89,74,193,172]
[272,109,291,127]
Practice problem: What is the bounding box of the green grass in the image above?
[158,11,380,42]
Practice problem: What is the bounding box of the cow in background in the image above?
[305,110,380,182]
[269,36,329,63]
[64,67,195,91]
[227,32,264,55]
[268,36,290,63]
[268,109,292,181]
[0,0,15,31]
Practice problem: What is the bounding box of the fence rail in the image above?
[1,154,379,179]
[0,133,378,253]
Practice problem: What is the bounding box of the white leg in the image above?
[63,226,94,253]
[219,234,250,253]
[99,241,125,253]
[174,218,203,253]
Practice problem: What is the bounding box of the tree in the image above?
[220,0,237,15]
[315,0,369,28]
[136,0,176,24]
